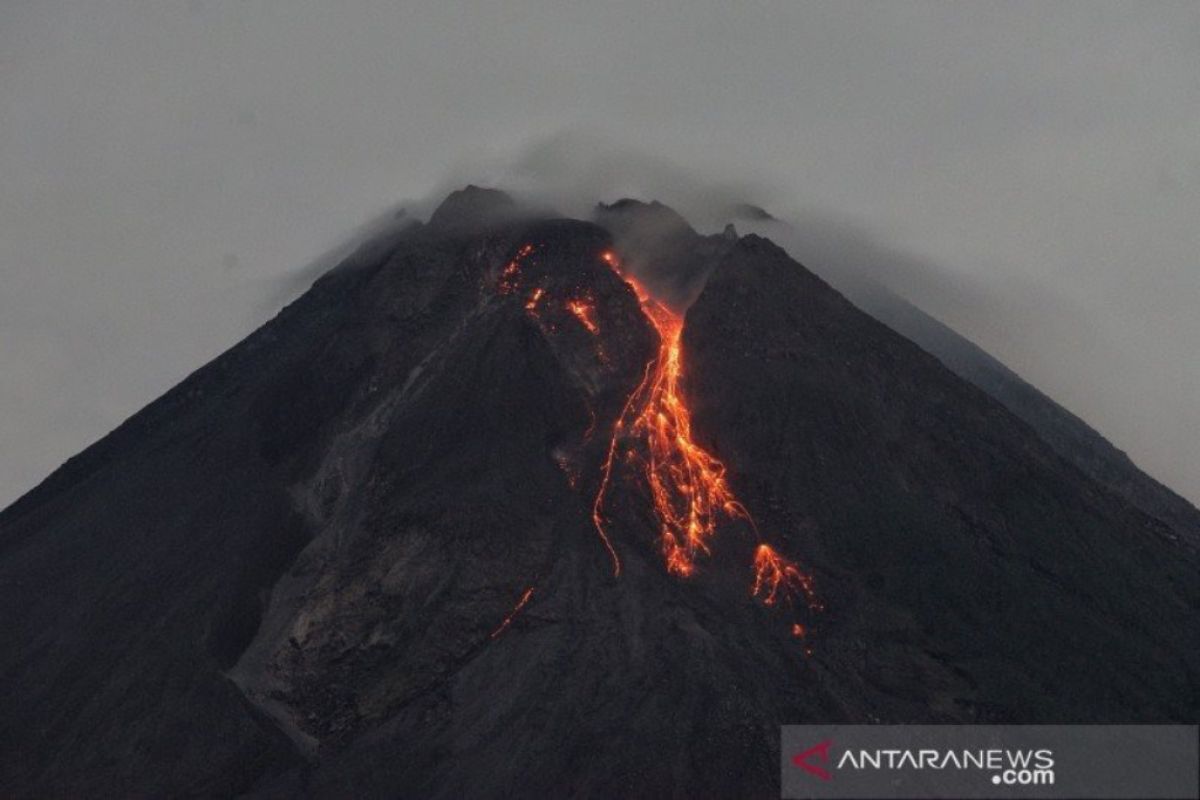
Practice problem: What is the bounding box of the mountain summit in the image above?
[1,188,1196,798]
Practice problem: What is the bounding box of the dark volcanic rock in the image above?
[0,190,1196,799]
[852,285,1200,548]
[427,185,518,233]
[593,198,717,309]
[724,205,1200,548]
[684,234,1198,723]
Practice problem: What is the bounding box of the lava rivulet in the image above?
[490,586,535,639]
[567,296,600,335]
[753,544,822,611]
[591,360,652,577]
[593,251,820,616]
[499,243,535,294]
[598,277,752,578]
[494,242,820,621]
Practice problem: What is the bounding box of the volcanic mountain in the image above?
[1,187,1197,798]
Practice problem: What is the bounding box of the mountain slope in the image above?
[0,189,1196,798]
[852,284,1200,547]
[727,207,1200,547]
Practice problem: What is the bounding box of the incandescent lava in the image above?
[494,241,821,629]
[591,250,821,618]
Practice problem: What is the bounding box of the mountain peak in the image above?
[427,185,517,232]
[593,198,695,239]
[727,202,775,222]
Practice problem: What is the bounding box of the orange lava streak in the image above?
[499,243,535,294]
[592,253,755,578]
[525,287,545,312]
[629,296,753,576]
[593,252,821,623]
[752,544,822,611]
[490,586,535,639]
[592,361,653,577]
[566,296,600,335]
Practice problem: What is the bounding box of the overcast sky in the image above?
[2,1,1197,507]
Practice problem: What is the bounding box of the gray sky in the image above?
[2,1,1197,508]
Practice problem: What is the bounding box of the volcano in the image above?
[1,187,1197,798]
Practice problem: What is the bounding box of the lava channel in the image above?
[492,242,821,621]
[490,586,535,639]
[591,274,749,578]
[592,251,820,614]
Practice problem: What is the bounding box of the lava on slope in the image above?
[489,586,536,639]
[566,296,601,335]
[753,543,821,611]
[498,240,821,629]
[595,252,821,615]
[498,243,534,294]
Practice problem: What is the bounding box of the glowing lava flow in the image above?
[592,256,748,577]
[494,243,820,621]
[591,361,652,577]
[593,251,821,614]
[490,586,535,639]
[499,243,535,294]
[566,295,600,335]
[525,287,545,312]
[753,544,822,611]
[619,286,750,577]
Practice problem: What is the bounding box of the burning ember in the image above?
[566,295,600,335]
[499,243,535,294]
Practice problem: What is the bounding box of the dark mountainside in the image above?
[850,285,1200,547]
[726,205,1200,548]
[1,187,1197,798]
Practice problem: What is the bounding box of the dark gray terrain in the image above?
[1,188,1196,798]
[851,284,1200,548]
[725,205,1200,548]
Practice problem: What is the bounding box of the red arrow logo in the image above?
[792,739,834,781]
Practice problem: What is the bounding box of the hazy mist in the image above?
[2,1,1197,506]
